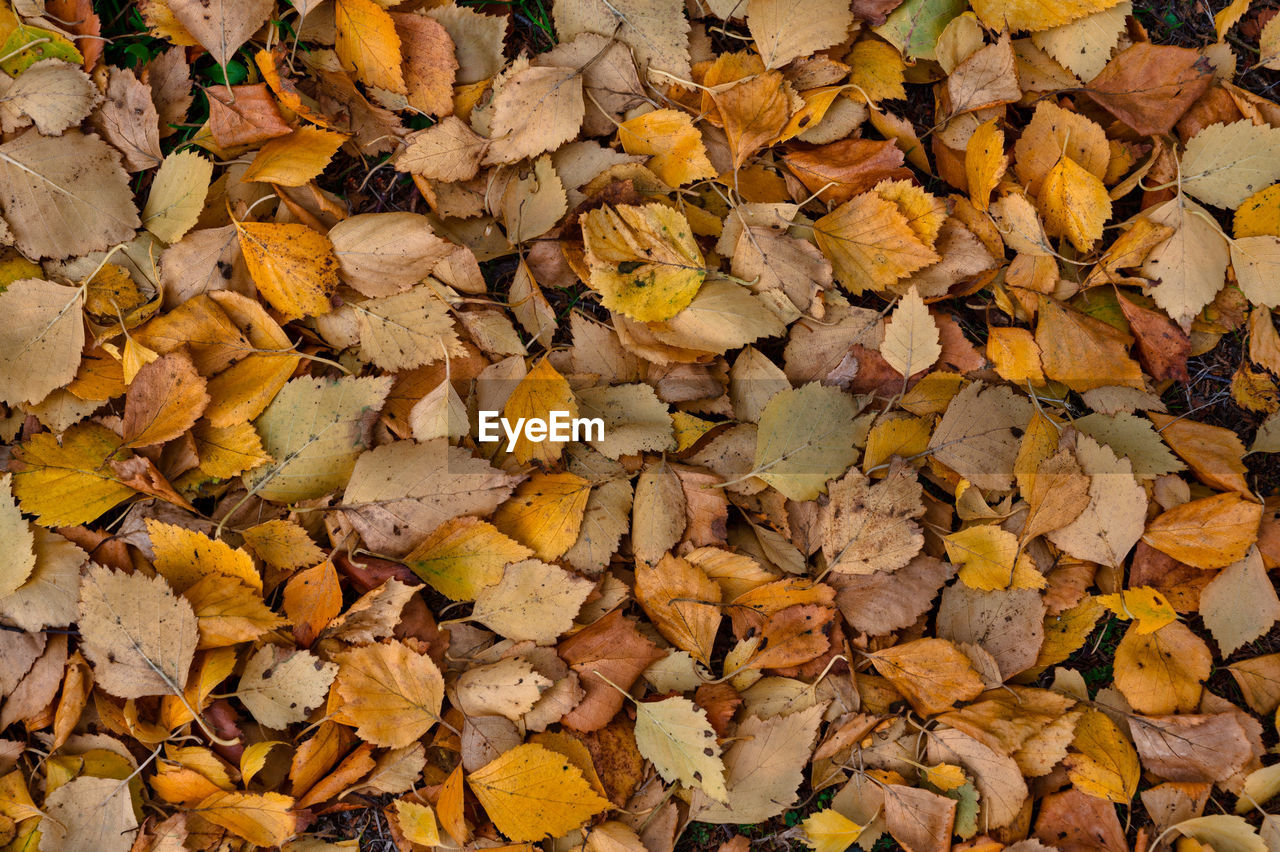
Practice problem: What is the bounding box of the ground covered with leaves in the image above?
[6,0,1280,849]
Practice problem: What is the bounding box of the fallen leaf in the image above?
[581,203,706,322]
[467,743,612,842]
[77,564,197,699]
[333,640,444,748]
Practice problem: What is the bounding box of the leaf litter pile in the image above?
[11,0,1280,848]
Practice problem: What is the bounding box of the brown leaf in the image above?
[559,609,666,732]
[783,138,913,205]
[1086,43,1215,136]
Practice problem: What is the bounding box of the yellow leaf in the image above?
[234,221,340,321]
[801,808,866,852]
[969,0,1125,33]
[146,519,262,593]
[1142,492,1262,570]
[581,203,706,322]
[875,179,947,246]
[1235,183,1280,238]
[194,791,296,847]
[1066,709,1139,803]
[636,552,722,666]
[467,743,611,842]
[671,411,717,451]
[503,358,577,464]
[193,421,271,480]
[142,150,212,244]
[333,640,444,748]
[239,741,287,786]
[394,800,441,846]
[10,422,135,526]
[404,516,532,601]
[182,574,286,649]
[945,525,1040,591]
[240,519,325,574]
[618,109,716,187]
[335,0,405,93]
[492,471,591,561]
[848,38,906,102]
[1038,155,1111,252]
[1113,620,1211,714]
[1215,0,1252,38]
[987,326,1046,385]
[242,127,348,187]
[923,762,967,791]
[867,637,985,716]
[1095,587,1177,634]
[862,415,932,473]
[814,192,939,295]
[1033,597,1105,672]
[966,118,1006,211]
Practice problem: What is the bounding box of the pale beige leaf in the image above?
[634,695,729,803]
[167,0,273,68]
[77,564,197,699]
[928,381,1032,491]
[341,439,519,557]
[746,0,854,68]
[471,559,595,643]
[0,59,100,135]
[91,68,161,171]
[691,703,824,823]
[329,212,453,298]
[0,279,85,406]
[632,461,687,566]
[483,65,584,165]
[354,284,463,371]
[576,383,674,459]
[1181,121,1280,209]
[563,478,633,576]
[395,116,488,182]
[1231,235,1280,309]
[1141,193,1230,329]
[455,657,551,720]
[0,476,33,599]
[0,131,144,260]
[820,464,925,575]
[552,0,690,79]
[40,775,138,852]
[927,726,1028,830]
[237,646,337,729]
[1199,547,1280,656]
[0,527,86,632]
[1047,434,1147,568]
[880,287,941,377]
